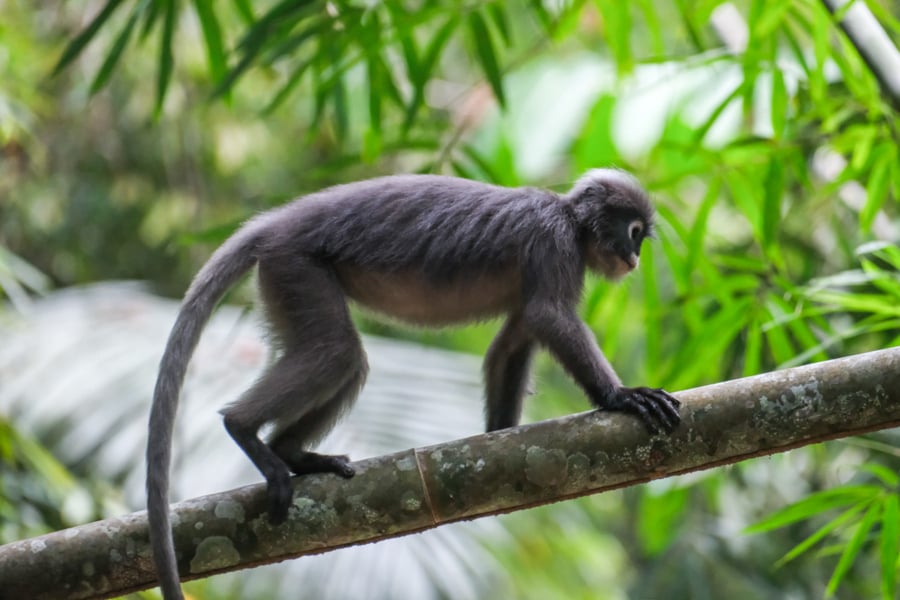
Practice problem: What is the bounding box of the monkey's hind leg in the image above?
[484,314,536,432]
[223,258,368,524]
[268,368,367,478]
[223,348,367,524]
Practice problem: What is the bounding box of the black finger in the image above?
[650,391,682,425]
[643,394,678,432]
[627,393,664,435]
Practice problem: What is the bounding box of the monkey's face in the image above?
[586,214,650,280]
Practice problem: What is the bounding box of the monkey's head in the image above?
[565,169,654,281]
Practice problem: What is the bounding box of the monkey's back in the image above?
[268,175,574,279]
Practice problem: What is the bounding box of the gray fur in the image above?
[147,169,680,599]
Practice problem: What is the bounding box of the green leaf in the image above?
[861,145,894,232]
[686,179,719,275]
[468,11,506,107]
[762,158,784,253]
[694,82,742,145]
[863,464,900,488]
[155,0,177,117]
[746,486,882,533]
[367,55,383,134]
[641,243,660,367]
[637,487,689,555]
[827,502,881,596]
[140,0,161,39]
[332,68,348,142]
[192,0,228,85]
[487,3,511,45]
[216,0,318,98]
[850,125,877,172]
[634,0,664,56]
[89,6,140,94]
[752,0,791,36]
[232,0,254,24]
[881,495,899,599]
[362,127,382,164]
[775,503,868,568]
[770,68,786,138]
[403,16,456,131]
[743,321,762,376]
[593,0,633,73]
[53,0,126,75]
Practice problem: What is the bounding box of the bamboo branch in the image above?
[3,347,900,600]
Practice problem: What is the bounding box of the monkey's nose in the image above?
[625,254,639,269]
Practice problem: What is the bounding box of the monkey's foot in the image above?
[283,451,356,478]
[265,467,295,525]
[602,387,681,434]
[265,454,356,525]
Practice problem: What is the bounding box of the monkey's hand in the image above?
[599,386,681,434]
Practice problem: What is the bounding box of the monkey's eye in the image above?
[628,220,644,242]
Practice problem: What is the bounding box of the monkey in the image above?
[147,169,680,599]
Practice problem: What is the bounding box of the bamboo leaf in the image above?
[367,54,383,134]
[593,0,633,73]
[862,464,900,488]
[53,0,126,75]
[827,502,881,596]
[487,3,511,45]
[770,68,787,138]
[232,0,254,24]
[468,11,505,107]
[762,158,784,253]
[403,16,456,130]
[743,321,762,376]
[775,503,868,568]
[155,0,177,117]
[746,486,882,533]
[192,0,227,85]
[861,145,894,232]
[140,0,160,39]
[89,7,140,94]
[881,495,899,599]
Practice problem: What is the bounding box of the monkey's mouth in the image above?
[622,253,639,269]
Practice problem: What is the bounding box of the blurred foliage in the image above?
[2,0,900,598]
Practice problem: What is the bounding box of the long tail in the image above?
[147,223,263,600]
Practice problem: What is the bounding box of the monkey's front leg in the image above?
[523,303,680,434]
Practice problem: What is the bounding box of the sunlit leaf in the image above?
[861,145,894,232]
[487,3,511,45]
[593,0,633,73]
[232,0,254,24]
[770,68,786,138]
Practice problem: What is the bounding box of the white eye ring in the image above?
[628,220,644,241]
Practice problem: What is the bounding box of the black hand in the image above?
[599,386,681,434]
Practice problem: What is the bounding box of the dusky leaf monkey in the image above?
[147,169,680,599]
